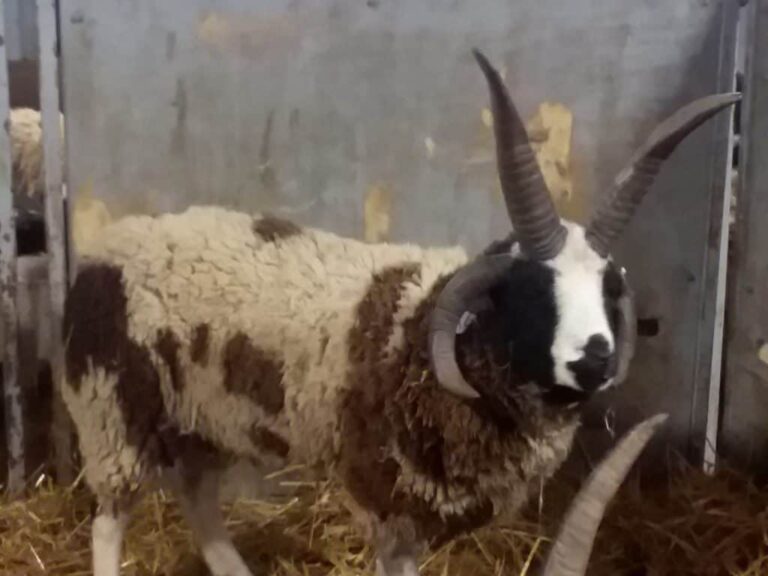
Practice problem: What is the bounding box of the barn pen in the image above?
[3,1,768,575]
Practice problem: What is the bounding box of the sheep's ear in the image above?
[482,232,518,257]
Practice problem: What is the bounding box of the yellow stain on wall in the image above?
[364,183,392,243]
[758,343,768,367]
[477,102,575,215]
[198,10,303,58]
[71,180,113,255]
[481,107,493,129]
[526,102,574,208]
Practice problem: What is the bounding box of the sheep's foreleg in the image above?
[375,553,420,576]
[373,518,422,576]
[92,498,129,576]
[170,466,253,576]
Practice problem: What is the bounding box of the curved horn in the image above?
[540,413,668,576]
[612,284,637,387]
[429,254,515,398]
[473,49,567,260]
[586,93,741,256]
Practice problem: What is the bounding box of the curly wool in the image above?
[62,205,579,548]
[10,107,64,200]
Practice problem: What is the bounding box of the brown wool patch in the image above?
[116,341,168,465]
[339,264,422,515]
[250,426,290,458]
[190,323,210,366]
[166,432,225,486]
[252,214,302,242]
[222,332,285,415]
[63,264,129,389]
[340,264,502,546]
[63,263,176,470]
[155,328,184,392]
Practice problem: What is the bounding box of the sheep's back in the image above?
[66,205,468,480]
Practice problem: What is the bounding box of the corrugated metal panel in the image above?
[59,0,736,462]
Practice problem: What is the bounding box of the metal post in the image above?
[37,0,74,484]
[0,0,25,494]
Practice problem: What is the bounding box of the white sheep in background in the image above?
[11,107,46,201]
[60,50,738,576]
[0,109,65,378]
[10,107,64,201]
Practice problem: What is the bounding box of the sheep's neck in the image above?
[339,264,579,548]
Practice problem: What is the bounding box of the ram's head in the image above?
[428,49,739,403]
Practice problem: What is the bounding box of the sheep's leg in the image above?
[168,465,253,576]
[92,498,129,576]
[373,519,421,576]
[375,553,420,576]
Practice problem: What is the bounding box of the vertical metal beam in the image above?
[684,0,739,466]
[703,77,738,473]
[702,4,744,474]
[721,0,768,473]
[0,0,25,493]
[37,0,73,484]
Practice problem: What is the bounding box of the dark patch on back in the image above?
[222,332,285,414]
[155,328,184,392]
[116,340,168,464]
[63,263,178,470]
[340,264,452,532]
[250,425,290,458]
[339,264,421,519]
[190,323,210,366]
[252,214,302,242]
[64,264,128,388]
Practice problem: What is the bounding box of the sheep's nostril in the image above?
[583,334,611,362]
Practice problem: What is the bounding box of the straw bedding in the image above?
[1,458,767,576]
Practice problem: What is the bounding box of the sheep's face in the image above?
[480,222,632,402]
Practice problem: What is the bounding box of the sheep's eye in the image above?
[603,265,625,301]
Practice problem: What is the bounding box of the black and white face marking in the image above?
[547,223,618,392]
[486,222,629,398]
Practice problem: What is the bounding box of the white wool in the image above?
[547,222,613,390]
[66,205,468,497]
[9,108,64,199]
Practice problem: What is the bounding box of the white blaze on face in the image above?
[547,222,613,390]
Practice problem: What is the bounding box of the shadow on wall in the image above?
[9,59,40,110]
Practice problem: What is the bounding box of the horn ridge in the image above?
[540,413,668,576]
[586,92,740,256]
[586,158,662,255]
[472,48,567,261]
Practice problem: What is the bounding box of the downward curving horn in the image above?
[429,254,515,399]
[586,93,741,256]
[540,413,668,576]
[473,49,567,261]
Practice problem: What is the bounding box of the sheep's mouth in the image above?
[542,384,591,406]
[567,357,614,394]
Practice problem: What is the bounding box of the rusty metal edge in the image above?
[37,0,74,485]
[0,0,26,494]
